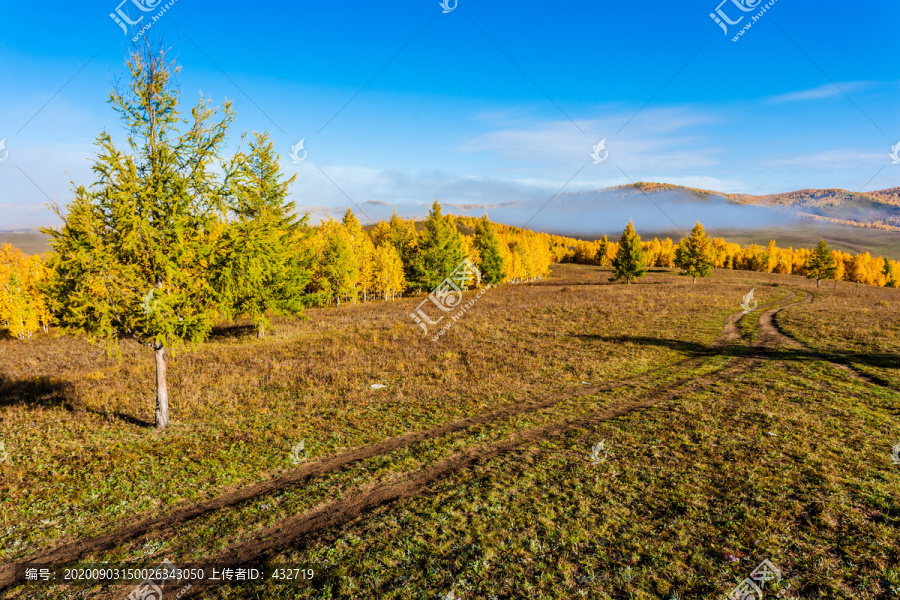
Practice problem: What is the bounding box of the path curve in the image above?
[0,290,805,595]
[97,292,817,600]
[764,291,894,388]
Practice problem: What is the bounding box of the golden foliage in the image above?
[557,227,898,288]
[0,244,51,340]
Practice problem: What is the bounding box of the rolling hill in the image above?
[6,183,900,258]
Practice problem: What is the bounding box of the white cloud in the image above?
[456,106,722,171]
[289,163,560,224]
[760,149,885,170]
[765,81,873,104]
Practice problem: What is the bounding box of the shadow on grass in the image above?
[541,279,680,287]
[209,323,258,340]
[577,334,899,385]
[0,375,152,428]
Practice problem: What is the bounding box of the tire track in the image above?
[764,291,894,388]
[0,358,709,591]
[0,291,801,595]
[100,289,810,598]
[120,358,762,600]
[716,289,798,349]
[755,289,805,349]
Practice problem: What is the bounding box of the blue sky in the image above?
[1,0,899,229]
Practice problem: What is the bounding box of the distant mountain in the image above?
[444,201,522,211]
[871,187,900,206]
[10,183,900,257]
[260,183,900,257]
[532,183,791,237]
[551,182,900,232]
[604,183,899,223]
[728,186,900,230]
[540,183,900,257]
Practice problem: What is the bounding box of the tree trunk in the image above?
[258,323,265,338]
[816,278,821,288]
[692,276,697,284]
[154,343,170,430]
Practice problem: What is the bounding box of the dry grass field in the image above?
[1,264,898,599]
[0,232,51,256]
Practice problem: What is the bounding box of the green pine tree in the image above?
[883,257,897,288]
[473,215,505,285]
[597,235,609,266]
[414,200,466,291]
[610,221,647,284]
[674,222,714,283]
[214,132,311,337]
[805,239,837,287]
[43,42,236,429]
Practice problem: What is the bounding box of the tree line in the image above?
[562,222,899,287]
[303,203,554,308]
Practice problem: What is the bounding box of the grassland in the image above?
[0,231,51,255]
[603,223,900,258]
[0,264,898,599]
[707,223,900,258]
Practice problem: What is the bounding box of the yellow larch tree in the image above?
[372,243,406,300]
[0,244,50,340]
